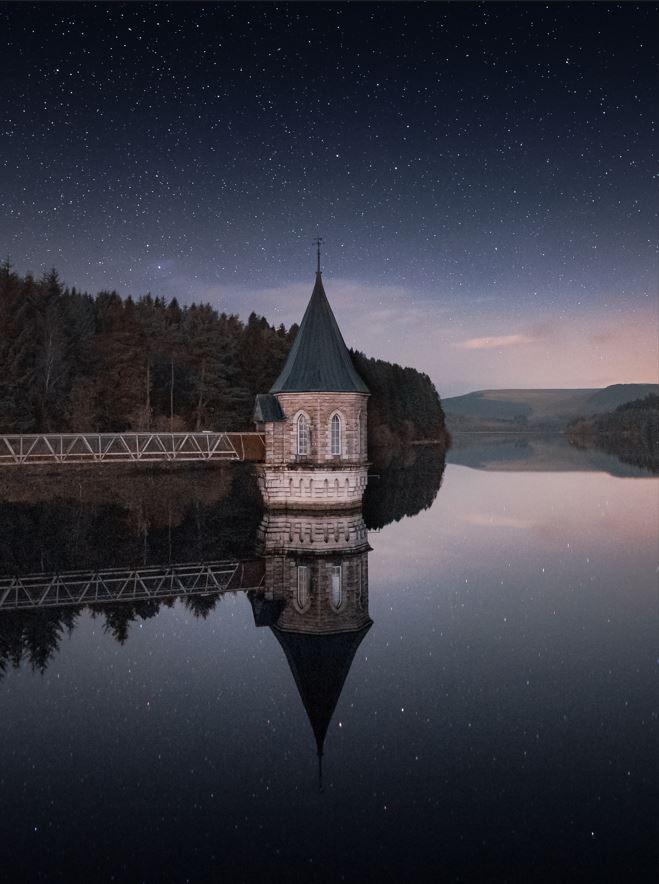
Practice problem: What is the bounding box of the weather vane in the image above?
[313,235,323,274]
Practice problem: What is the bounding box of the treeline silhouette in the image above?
[363,444,446,529]
[0,264,447,447]
[0,464,262,576]
[568,394,658,473]
[351,351,447,448]
[0,595,235,679]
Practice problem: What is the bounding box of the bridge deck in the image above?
[0,432,265,465]
[0,560,265,611]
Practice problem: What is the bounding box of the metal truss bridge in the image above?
[0,560,265,612]
[0,432,265,466]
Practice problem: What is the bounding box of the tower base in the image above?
[257,465,368,510]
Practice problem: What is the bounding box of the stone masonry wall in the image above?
[256,465,368,508]
[264,552,370,635]
[264,392,369,466]
[256,511,369,555]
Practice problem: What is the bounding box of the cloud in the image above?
[455,334,535,350]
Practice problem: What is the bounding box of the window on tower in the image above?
[297,565,310,611]
[330,413,341,456]
[297,414,309,456]
[329,564,343,610]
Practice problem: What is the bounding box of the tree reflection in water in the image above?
[0,447,445,681]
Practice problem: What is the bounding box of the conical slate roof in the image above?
[271,623,372,758]
[270,273,369,394]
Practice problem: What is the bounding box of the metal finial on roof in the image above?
[313,236,323,274]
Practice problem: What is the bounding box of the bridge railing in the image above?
[0,432,265,465]
[0,560,266,611]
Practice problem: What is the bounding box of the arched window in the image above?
[357,411,364,455]
[296,414,309,456]
[329,565,342,610]
[330,413,341,456]
[296,566,310,611]
[359,558,367,608]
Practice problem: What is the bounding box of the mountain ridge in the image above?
[444,384,659,430]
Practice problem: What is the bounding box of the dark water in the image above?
[0,446,656,882]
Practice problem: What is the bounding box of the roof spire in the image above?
[318,750,324,794]
[314,235,323,275]
[269,252,369,394]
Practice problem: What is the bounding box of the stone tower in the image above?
[254,259,370,509]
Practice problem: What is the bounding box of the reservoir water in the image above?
[0,441,655,882]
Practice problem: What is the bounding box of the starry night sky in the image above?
[1,2,656,395]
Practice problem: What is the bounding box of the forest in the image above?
[568,394,659,472]
[0,263,448,449]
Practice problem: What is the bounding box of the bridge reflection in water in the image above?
[0,507,372,786]
[0,560,266,611]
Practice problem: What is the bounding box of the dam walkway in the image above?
[0,432,265,466]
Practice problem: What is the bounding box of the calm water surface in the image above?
[0,447,656,882]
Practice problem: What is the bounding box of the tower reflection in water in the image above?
[251,509,372,788]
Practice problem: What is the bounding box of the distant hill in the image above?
[444,384,659,431]
[580,385,659,412]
